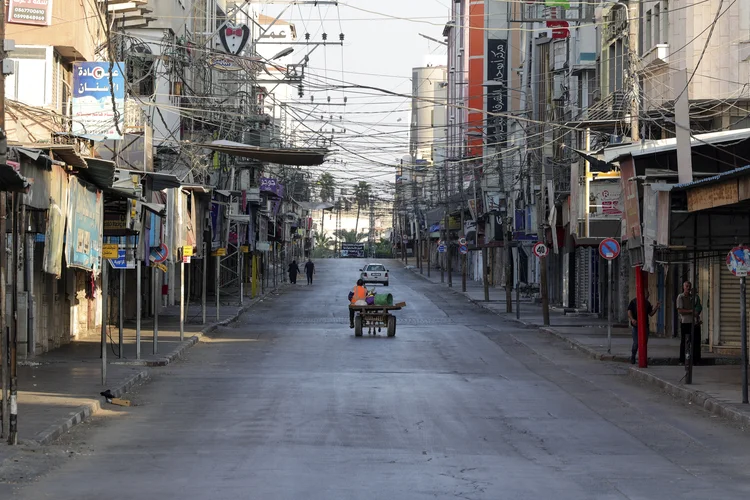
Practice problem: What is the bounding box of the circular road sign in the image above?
[459,244,468,255]
[727,246,750,277]
[458,237,467,246]
[532,242,548,258]
[152,243,169,264]
[599,238,620,260]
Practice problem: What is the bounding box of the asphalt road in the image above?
[7,258,750,499]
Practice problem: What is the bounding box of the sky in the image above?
[251,0,451,201]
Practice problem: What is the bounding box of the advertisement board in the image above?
[8,0,52,26]
[72,62,126,140]
[341,243,365,258]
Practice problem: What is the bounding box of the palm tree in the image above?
[334,229,369,243]
[314,232,333,249]
[353,181,371,235]
[318,173,335,202]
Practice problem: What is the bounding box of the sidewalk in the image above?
[0,286,280,458]
[407,264,750,425]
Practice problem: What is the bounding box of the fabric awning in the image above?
[201,140,328,166]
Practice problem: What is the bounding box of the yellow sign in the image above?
[183,245,194,257]
[102,244,119,259]
[156,263,168,272]
[211,248,227,257]
[240,245,250,253]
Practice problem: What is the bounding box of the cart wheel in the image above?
[354,316,363,337]
[387,315,396,337]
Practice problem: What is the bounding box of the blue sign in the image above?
[459,245,469,255]
[437,244,446,253]
[109,249,135,269]
[72,61,126,140]
[65,177,103,273]
[599,238,621,260]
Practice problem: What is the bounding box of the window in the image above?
[367,264,386,272]
[6,47,48,107]
[654,5,661,44]
[645,10,652,50]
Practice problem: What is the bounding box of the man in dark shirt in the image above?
[304,259,315,285]
[627,290,661,364]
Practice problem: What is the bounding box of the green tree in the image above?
[334,229,369,243]
[318,173,336,202]
[314,232,333,249]
[353,181,371,235]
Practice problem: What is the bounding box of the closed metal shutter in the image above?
[718,265,746,345]
[575,248,590,310]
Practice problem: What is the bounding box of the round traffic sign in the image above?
[458,237,467,246]
[532,242,548,258]
[152,243,169,264]
[459,244,468,255]
[727,246,750,277]
[599,238,620,260]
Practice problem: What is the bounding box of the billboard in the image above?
[341,243,365,258]
[65,177,103,273]
[72,62,126,140]
[486,39,508,148]
[8,0,52,26]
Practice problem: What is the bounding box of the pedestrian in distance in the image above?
[349,278,367,328]
[627,290,660,364]
[305,258,315,285]
[677,280,703,366]
[288,260,300,284]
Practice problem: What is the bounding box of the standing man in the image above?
[677,280,702,366]
[627,289,661,364]
[304,258,315,285]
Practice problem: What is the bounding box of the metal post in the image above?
[152,266,158,354]
[0,192,6,438]
[136,262,142,359]
[427,240,431,278]
[202,242,208,325]
[515,248,520,320]
[462,252,467,292]
[239,250,244,305]
[119,268,124,358]
[483,247,489,302]
[741,275,748,404]
[507,238,513,313]
[216,255,220,321]
[8,193,18,443]
[541,255,550,326]
[636,266,648,368]
[100,245,109,388]
[607,259,613,353]
[179,260,185,341]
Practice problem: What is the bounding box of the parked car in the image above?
[360,263,389,286]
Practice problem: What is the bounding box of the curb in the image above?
[31,369,149,446]
[109,290,278,367]
[628,367,750,427]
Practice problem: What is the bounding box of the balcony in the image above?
[640,43,670,70]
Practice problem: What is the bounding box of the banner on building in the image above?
[65,177,103,273]
[43,165,69,277]
[642,185,658,273]
[341,243,365,258]
[620,157,641,244]
[72,62,126,141]
[486,39,508,148]
[8,0,52,26]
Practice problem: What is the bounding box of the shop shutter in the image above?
[575,248,591,310]
[718,265,747,345]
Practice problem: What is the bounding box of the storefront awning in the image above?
[0,163,29,192]
[78,157,116,189]
[142,202,166,216]
[201,140,328,166]
[144,171,181,190]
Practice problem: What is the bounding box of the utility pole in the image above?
[0,0,7,439]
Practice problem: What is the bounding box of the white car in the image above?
[360,263,390,286]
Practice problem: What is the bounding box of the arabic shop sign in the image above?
[486,39,508,148]
[260,177,284,198]
[72,62,126,141]
[8,0,52,26]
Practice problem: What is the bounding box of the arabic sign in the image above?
[727,246,750,277]
[72,62,126,141]
[260,177,284,198]
[8,0,52,26]
[341,243,365,258]
[486,39,508,148]
[589,182,623,219]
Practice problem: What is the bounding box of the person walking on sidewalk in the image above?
[304,258,315,285]
[627,290,660,364]
[677,280,703,366]
[288,260,300,284]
